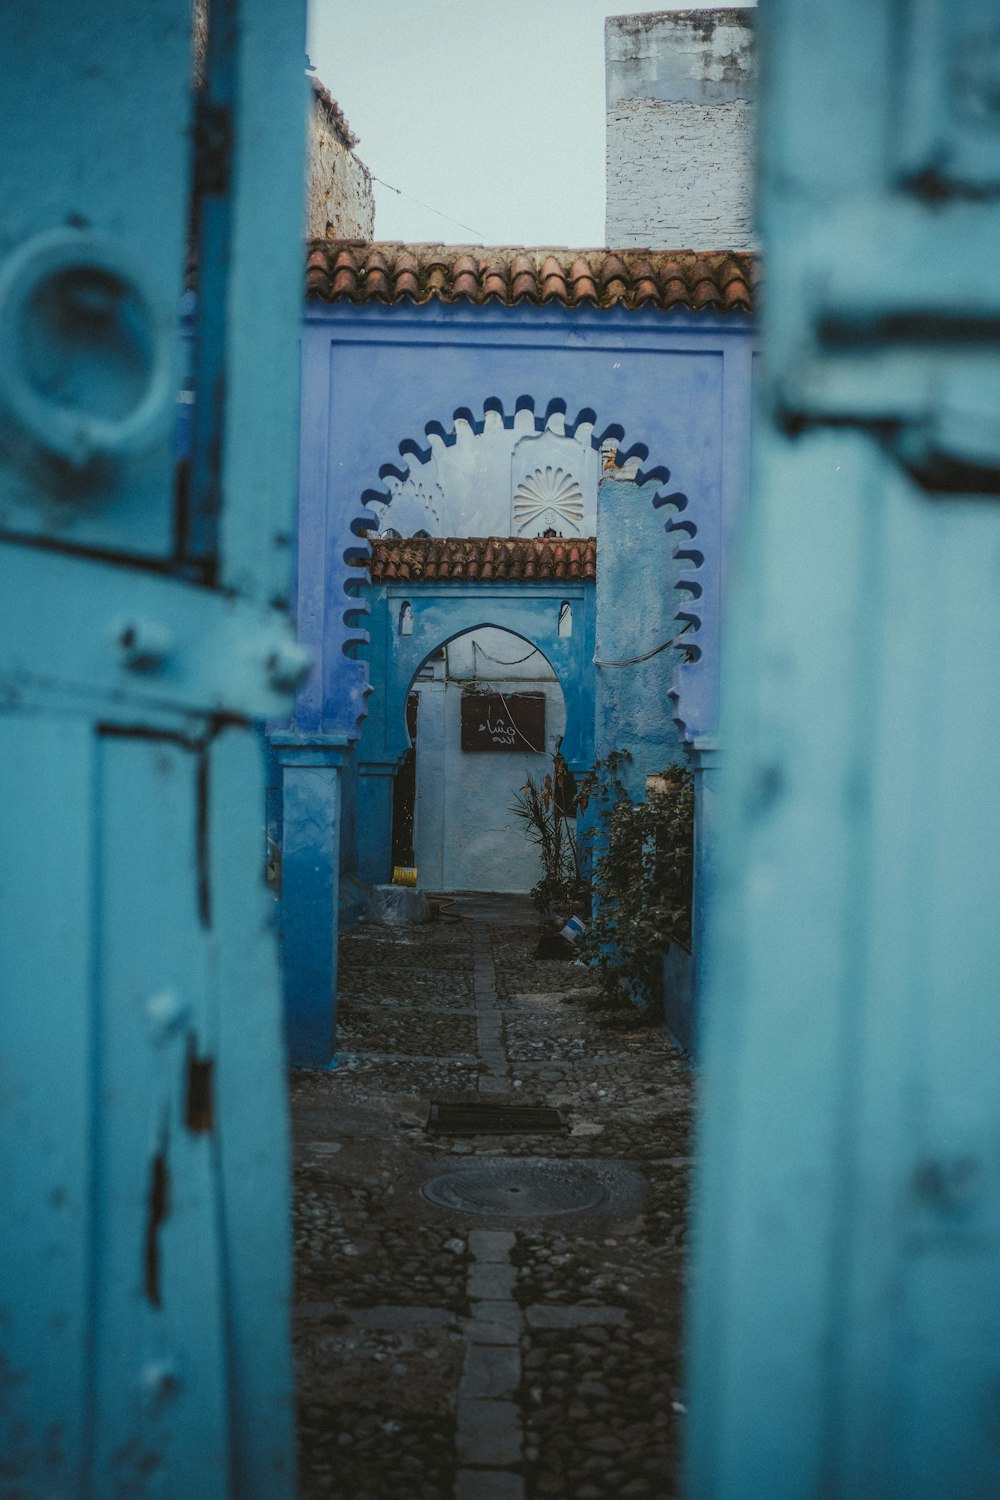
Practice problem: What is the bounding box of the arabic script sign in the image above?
[460,691,545,752]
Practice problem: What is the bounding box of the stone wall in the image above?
[605,8,756,250]
[307,77,374,240]
[193,5,373,240]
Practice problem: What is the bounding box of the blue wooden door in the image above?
[0,3,308,1494]
[687,2,1000,1496]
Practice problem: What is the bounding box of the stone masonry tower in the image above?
[605,8,756,249]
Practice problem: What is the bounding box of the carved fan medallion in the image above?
[512,465,584,533]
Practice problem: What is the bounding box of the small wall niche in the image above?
[399,601,414,636]
[558,600,573,638]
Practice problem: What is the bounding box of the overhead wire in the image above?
[473,640,540,668]
[593,627,693,668]
[370,174,485,240]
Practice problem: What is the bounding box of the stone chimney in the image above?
[605,8,756,250]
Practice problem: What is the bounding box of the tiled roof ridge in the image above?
[307,241,756,313]
[309,74,359,149]
[368,534,597,584]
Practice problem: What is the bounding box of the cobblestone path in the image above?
[293,894,693,1500]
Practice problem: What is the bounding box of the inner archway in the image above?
[399,625,567,893]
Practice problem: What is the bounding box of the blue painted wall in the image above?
[594,470,691,795]
[357,586,597,889]
[0,0,308,1489]
[275,297,756,1058]
[688,2,1000,1494]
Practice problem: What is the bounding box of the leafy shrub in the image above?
[513,749,694,1013]
[510,753,586,916]
[577,760,694,1014]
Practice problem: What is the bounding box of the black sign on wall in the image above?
[460,691,546,752]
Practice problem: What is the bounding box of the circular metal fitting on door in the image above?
[0,227,174,476]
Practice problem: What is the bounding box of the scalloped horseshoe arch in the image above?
[344,395,705,740]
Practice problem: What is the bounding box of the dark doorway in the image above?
[390,692,419,870]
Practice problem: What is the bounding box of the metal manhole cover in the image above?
[421,1159,608,1217]
[426,1100,565,1135]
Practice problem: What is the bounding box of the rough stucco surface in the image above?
[307,103,374,240]
[607,97,755,249]
[412,630,566,893]
[605,8,756,250]
[594,474,687,800]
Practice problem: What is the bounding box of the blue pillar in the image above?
[272,733,348,1066]
[663,735,720,1055]
[356,758,397,887]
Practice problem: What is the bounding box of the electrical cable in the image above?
[370,174,485,239]
[473,640,539,667]
[593,627,692,668]
[494,686,547,754]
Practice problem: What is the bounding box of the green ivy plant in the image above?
[577,759,694,1014]
[513,749,695,1014]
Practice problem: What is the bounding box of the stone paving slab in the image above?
[348,1305,460,1329]
[470,1299,522,1329]
[524,1304,628,1329]
[464,1316,522,1348]
[468,1263,518,1300]
[455,1398,521,1465]
[469,1230,517,1260]
[460,1343,521,1399]
[294,893,692,1500]
[456,1470,526,1500]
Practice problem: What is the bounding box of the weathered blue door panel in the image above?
[0,0,308,1492]
[687,1,1000,1495]
[0,716,95,1487]
[90,733,231,1492]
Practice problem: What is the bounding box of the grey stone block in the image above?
[478,1075,509,1094]
[524,1305,627,1329]
[465,1316,521,1347]
[348,1305,458,1329]
[468,1262,518,1300]
[468,1229,516,1261]
[456,1470,526,1500]
[460,1342,520,1399]
[456,1399,521,1466]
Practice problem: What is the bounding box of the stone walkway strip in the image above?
[472,923,509,1093]
[457,1228,524,1498]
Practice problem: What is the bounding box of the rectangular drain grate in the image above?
[425,1100,566,1135]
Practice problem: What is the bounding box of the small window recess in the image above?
[399,601,413,636]
[558,601,573,638]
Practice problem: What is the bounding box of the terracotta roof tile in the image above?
[540,255,568,303]
[510,253,538,302]
[368,535,597,584]
[569,255,599,306]
[307,243,755,314]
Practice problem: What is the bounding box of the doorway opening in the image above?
[393,627,567,893]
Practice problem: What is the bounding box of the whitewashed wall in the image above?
[412,630,566,893]
[373,408,602,539]
[605,8,756,250]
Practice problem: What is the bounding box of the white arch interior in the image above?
[372,405,602,539]
[409,625,567,894]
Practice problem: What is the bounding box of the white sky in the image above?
[306,0,754,247]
